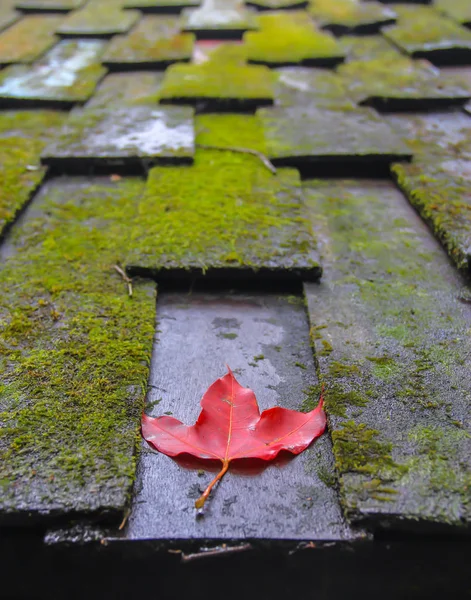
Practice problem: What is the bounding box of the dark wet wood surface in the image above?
[127,291,358,541]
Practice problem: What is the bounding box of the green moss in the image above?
[317,464,337,488]
[406,425,471,495]
[220,332,238,340]
[332,421,406,477]
[0,179,156,514]
[253,354,265,361]
[158,60,274,104]
[320,339,333,356]
[245,12,342,65]
[366,355,401,380]
[0,15,60,63]
[195,113,267,154]
[324,385,368,418]
[329,361,359,377]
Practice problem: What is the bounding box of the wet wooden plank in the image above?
[303,178,471,533]
[309,0,396,37]
[0,15,61,65]
[0,39,106,108]
[182,0,257,40]
[245,12,344,67]
[258,105,411,174]
[102,16,194,70]
[128,291,358,542]
[0,177,157,526]
[42,105,195,170]
[57,5,140,38]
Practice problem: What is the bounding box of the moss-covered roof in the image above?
[1,0,471,544]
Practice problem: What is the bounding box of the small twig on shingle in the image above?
[196,144,277,175]
[118,508,131,531]
[113,265,133,297]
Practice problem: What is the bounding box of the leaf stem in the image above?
[195,460,230,509]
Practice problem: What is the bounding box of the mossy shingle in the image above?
[245,12,344,67]
[258,105,411,170]
[303,178,471,531]
[158,59,274,110]
[393,160,471,272]
[128,140,321,279]
[15,0,85,11]
[0,7,20,33]
[273,67,353,108]
[182,0,257,39]
[102,16,194,70]
[338,55,471,110]
[0,15,61,65]
[42,105,195,169]
[0,40,107,108]
[383,13,471,65]
[122,0,200,11]
[309,0,396,36]
[0,178,156,525]
[435,0,471,26]
[0,110,66,239]
[57,5,140,37]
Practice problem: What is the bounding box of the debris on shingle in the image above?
[0,40,106,108]
[393,160,471,272]
[0,15,61,65]
[102,16,194,70]
[158,52,274,110]
[245,0,308,10]
[309,0,396,36]
[435,0,471,27]
[0,6,20,33]
[258,105,411,174]
[41,105,195,171]
[383,12,471,65]
[57,5,140,37]
[182,0,257,39]
[0,178,156,525]
[122,0,200,12]
[274,67,353,108]
[338,55,471,110]
[245,12,344,67]
[0,110,65,237]
[304,178,471,532]
[15,0,85,11]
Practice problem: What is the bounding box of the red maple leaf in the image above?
[142,367,326,508]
